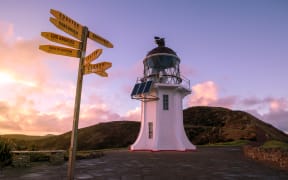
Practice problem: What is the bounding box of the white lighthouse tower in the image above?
[130,37,196,151]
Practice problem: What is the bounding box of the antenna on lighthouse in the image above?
[154,36,165,47]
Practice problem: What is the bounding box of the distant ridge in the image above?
[0,134,54,141]
[2,106,288,150]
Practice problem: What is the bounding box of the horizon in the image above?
[0,0,287,135]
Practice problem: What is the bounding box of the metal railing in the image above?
[137,74,190,90]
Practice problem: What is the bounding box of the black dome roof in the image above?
[146,37,177,56]
[147,46,177,56]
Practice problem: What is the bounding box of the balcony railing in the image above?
[137,74,190,90]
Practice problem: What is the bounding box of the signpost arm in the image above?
[67,26,88,180]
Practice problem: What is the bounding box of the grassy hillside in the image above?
[183,106,288,144]
[2,106,288,150]
[3,121,140,151]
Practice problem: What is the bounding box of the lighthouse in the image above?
[130,37,196,151]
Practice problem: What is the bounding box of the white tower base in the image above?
[131,83,196,151]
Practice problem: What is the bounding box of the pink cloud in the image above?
[187,81,236,108]
[188,81,218,106]
[268,98,288,112]
[0,96,123,135]
[122,107,141,121]
[79,103,121,128]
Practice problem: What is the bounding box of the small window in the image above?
[163,94,169,110]
[148,122,153,139]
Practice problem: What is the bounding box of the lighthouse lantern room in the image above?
[130,37,196,151]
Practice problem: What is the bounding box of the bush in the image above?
[0,138,12,167]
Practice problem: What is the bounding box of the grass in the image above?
[261,140,288,150]
[202,140,250,147]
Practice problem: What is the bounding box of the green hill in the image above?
[183,106,288,145]
[1,121,139,150]
[2,106,288,150]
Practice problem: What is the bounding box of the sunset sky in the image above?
[0,0,287,135]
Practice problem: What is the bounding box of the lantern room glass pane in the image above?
[146,55,179,70]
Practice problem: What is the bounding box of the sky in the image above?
[0,0,287,135]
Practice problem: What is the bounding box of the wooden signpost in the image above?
[39,9,113,180]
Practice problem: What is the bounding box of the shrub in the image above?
[0,138,12,167]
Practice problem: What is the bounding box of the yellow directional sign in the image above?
[95,71,108,77]
[88,31,114,48]
[84,49,103,65]
[41,32,82,49]
[50,17,83,40]
[50,9,83,30]
[84,69,108,77]
[39,45,80,58]
[83,62,112,75]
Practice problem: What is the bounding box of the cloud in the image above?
[188,81,218,106]
[268,98,288,112]
[79,103,121,128]
[122,107,141,121]
[237,97,288,133]
[0,96,124,135]
[187,80,236,108]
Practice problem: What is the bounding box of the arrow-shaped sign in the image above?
[95,71,108,77]
[41,32,82,49]
[84,49,102,65]
[50,9,83,31]
[50,17,83,40]
[85,69,109,77]
[88,31,114,48]
[39,45,81,58]
[83,62,112,76]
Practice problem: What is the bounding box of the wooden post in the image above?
[67,26,88,180]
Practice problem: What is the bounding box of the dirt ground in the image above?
[1,146,288,180]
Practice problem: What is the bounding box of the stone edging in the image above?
[243,145,288,170]
[11,150,65,167]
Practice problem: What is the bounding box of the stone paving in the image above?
[1,147,288,180]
